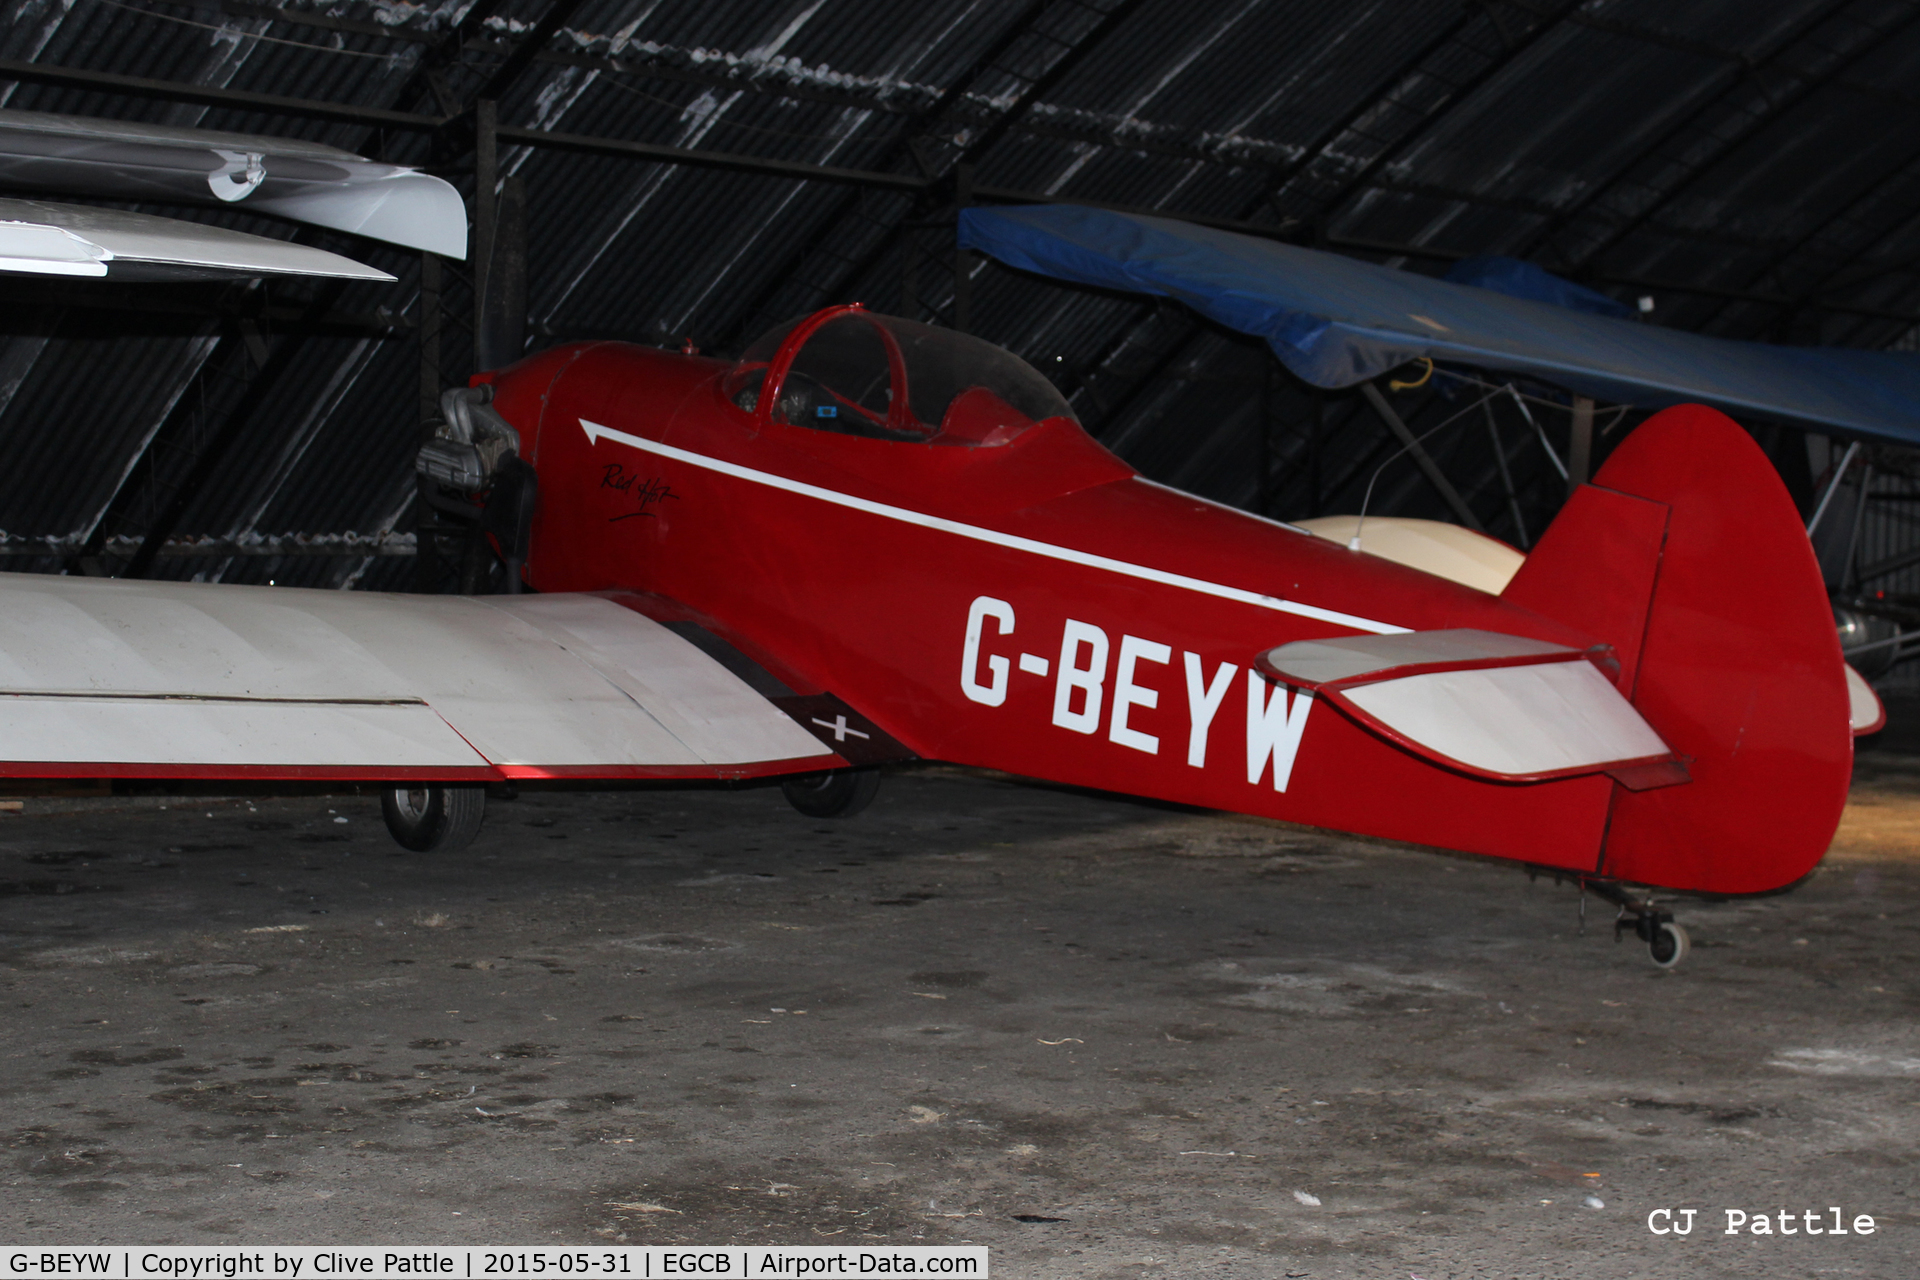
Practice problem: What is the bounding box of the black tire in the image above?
[1648,921,1690,969]
[380,784,487,852]
[780,768,881,818]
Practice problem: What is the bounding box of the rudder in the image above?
[1503,404,1850,894]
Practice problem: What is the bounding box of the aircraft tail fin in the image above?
[1501,404,1851,894]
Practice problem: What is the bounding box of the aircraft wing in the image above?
[0,109,466,258]
[1257,628,1687,790]
[0,198,394,282]
[0,574,856,781]
[960,203,1920,446]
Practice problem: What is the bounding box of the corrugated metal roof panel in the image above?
[3,0,1920,615]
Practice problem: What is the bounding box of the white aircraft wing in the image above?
[0,574,843,781]
[0,198,394,281]
[0,108,466,258]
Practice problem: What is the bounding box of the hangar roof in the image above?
[4,0,1920,589]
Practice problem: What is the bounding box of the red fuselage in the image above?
[489,339,1624,877]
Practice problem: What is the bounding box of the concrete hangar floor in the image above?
[0,745,1914,1279]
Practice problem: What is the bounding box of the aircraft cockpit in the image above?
[724,305,1077,446]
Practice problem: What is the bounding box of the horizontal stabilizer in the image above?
[0,198,393,281]
[1292,515,1525,595]
[0,574,836,781]
[1846,663,1886,736]
[0,109,466,257]
[1256,628,1684,788]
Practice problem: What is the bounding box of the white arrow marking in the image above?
[579,418,1408,635]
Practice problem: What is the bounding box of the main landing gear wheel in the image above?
[380,783,486,852]
[781,768,881,818]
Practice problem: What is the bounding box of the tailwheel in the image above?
[780,768,881,818]
[1580,877,1692,969]
[1614,903,1689,970]
[381,783,487,852]
[1645,919,1690,969]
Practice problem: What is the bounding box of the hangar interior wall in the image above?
[5,0,1920,675]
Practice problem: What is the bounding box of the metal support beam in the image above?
[1807,440,1862,536]
[1360,382,1484,532]
[952,164,975,335]
[1568,396,1594,494]
[492,123,927,192]
[1256,367,1276,517]
[473,99,498,368]
[1317,395,1414,512]
[419,254,443,430]
[1857,539,1920,584]
[0,57,439,130]
[416,251,444,593]
[1307,390,1326,516]
[474,0,588,104]
[478,175,528,369]
[1483,397,1530,549]
[1839,461,1875,591]
[12,534,415,559]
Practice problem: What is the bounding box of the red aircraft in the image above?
[0,305,1857,966]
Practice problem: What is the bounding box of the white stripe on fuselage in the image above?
[579,419,1410,636]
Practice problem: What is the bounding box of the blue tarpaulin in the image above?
[958,204,1920,445]
[1444,255,1635,320]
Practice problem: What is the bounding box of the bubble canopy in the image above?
[725,306,1076,445]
